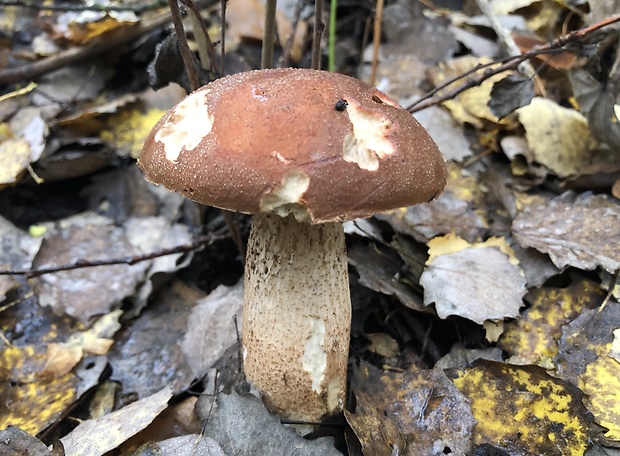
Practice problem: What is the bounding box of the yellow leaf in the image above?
[517,97,597,177]
[450,360,590,455]
[100,108,165,158]
[580,343,620,441]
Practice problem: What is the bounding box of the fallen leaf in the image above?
[489,73,535,118]
[517,97,597,177]
[99,107,166,158]
[0,426,59,456]
[132,435,226,456]
[512,191,620,274]
[201,391,341,455]
[60,386,173,456]
[378,163,489,243]
[580,343,620,442]
[499,275,604,367]
[32,212,148,322]
[421,234,526,324]
[0,344,78,435]
[448,359,592,455]
[181,281,244,380]
[109,280,204,399]
[345,361,475,456]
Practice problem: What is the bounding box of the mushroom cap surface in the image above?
[139,68,447,223]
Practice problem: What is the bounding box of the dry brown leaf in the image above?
[512,191,620,273]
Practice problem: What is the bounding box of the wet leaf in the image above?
[345,361,475,456]
[512,191,620,274]
[201,391,341,455]
[517,97,597,177]
[109,280,204,399]
[449,360,592,455]
[133,435,226,456]
[60,386,173,456]
[489,74,535,119]
[420,234,526,324]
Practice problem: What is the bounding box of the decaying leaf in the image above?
[0,344,79,435]
[99,107,166,158]
[201,392,341,455]
[132,435,226,456]
[580,343,620,442]
[413,105,474,162]
[420,234,526,324]
[517,97,597,177]
[448,359,592,455]
[345,361,475,456]
[513,191,620,274]
[499,275,605,368]
[60,386,173,456]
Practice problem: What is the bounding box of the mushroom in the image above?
[138,68,447,422]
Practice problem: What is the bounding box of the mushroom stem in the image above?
[243,213,351,421]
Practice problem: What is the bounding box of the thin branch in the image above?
[261,0,278,69]
[221,0,227,75]
[168,0,201,91]
[279,0,304,68]
[368,0,384,85]
[311,0,324,70]
[0,233,226,280]
[407,14,620,113]
[180,0,220,75]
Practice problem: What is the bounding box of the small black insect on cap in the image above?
[334,99,348,111]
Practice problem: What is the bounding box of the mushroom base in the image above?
[243,213,351,422]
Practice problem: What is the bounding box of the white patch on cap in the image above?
[301,317,327,394]
[259,170,310,222]
[342,98,396,171]
[154,90,214,162]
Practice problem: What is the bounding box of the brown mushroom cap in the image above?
[139,68,447,223]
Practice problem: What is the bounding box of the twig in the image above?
[311,0,324,70]
[261,0,278,69]
[407,14,620,113]
[0,233,225,279]
[280,0,304,68]
[0,0,166,12]
[220,0,227,75]
[0,10,172,84]
[368,0,384,86]
[168,0,201,91]
[181,0,220,75]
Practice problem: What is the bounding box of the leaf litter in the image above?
[1,0,620,454]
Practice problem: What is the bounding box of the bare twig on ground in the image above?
[0,233,227,280]
[407,14,620,113]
